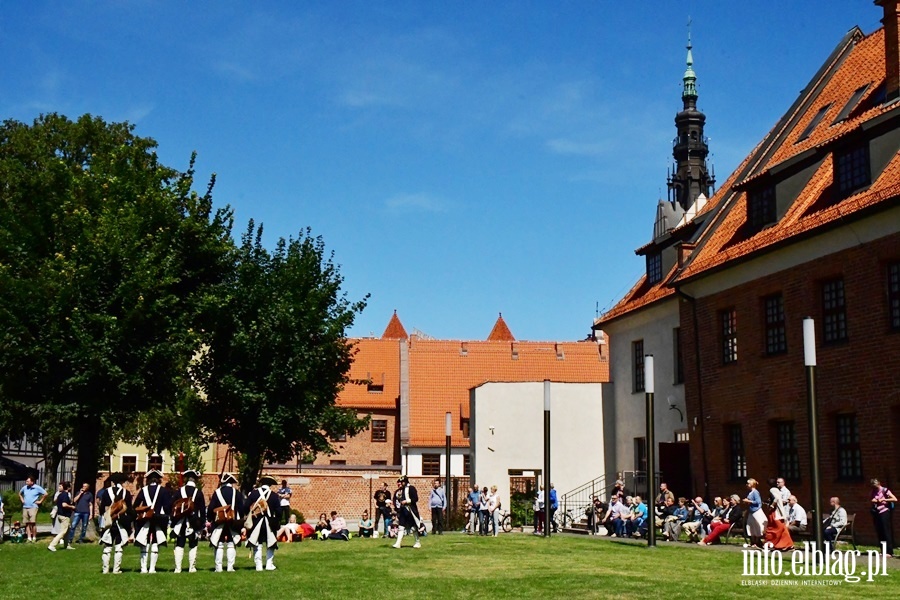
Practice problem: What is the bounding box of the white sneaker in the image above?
[413,542,421,549]
[392,542,401,549]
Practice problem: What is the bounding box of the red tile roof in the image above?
[381,311,408,340]
[677,26,900,283]
[407,337,608,447]
[337,314,609,448]
[486,313,515,341]
[337,338,400,410]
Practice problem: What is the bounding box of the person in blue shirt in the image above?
[18,476,47,543]
[548,484,559,533]
[742,478,766,548]
[466,484,481,535]
[626,496,648,538]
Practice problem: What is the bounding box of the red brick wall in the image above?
[311,409,399,466]
[681,232,900,545]
[95,470,462,527]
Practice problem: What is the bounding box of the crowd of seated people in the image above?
[586,477,851,550]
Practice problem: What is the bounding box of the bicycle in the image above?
[553,507,580,530]
[498,509,513,533]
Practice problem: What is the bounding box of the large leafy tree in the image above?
[192,221,369,491]
[0,113,234,488]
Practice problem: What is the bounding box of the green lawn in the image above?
[0,533,896,599]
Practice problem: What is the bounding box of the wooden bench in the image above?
[793,512,857,550]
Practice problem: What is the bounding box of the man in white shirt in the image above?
[786,495,807,534]
[776,478,791,504]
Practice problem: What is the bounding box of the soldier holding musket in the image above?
[98,472,132,575]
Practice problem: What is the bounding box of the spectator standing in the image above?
[67,482,94,545]
[870,478,897,557]
[776,478,791,506]
[18,476,46,543]
[374,483,392,536]
[488,485,502,537]
[49,483,63,538]
[466,484,481,535]
[655,483,675,509]
[548,484,559,533]
[48,481,74,551]
[742,478,766,549]
[428,479,446,535]
[786,495,807,535]
[479,486,491,535]
[277,480,292,526]
[823,497,847,543]
[533,486,545,535]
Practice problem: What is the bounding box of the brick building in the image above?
[673,4,900,545]
[596,2,900,545]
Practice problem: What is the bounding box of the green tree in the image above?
[0,113,234,489]
[191,221,368,492]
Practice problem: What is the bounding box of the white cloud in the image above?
[384,193,447,213]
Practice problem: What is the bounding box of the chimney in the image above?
[877,0,900,101]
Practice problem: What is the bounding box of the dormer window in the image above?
[646,253,662,284]
[747,185,776,231]
[834,143,870,198]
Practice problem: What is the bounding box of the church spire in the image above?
[667,19,715,212]
[682,24,697,104]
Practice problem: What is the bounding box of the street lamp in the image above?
[803,317,823,547]
[645,354,656,548]
[445,411,452,525]
[362,474,380,517]
[544,379,551,538]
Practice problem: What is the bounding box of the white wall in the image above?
[402,449,467,478]
[469,381,603,498]
[601,297,686,475]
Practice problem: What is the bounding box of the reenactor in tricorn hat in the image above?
[171,469,206,573]
[133,469,172,573]
[392,475,423,549]
[98,472,132,574]
[244,474,281,571]
[207,472,244,572]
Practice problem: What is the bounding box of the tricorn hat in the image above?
[182,469,201,480]
[220,472,238,485]
[258,475,278,487]
[397,475,409,484]
[146,469,164,481]
[107,472,129,485]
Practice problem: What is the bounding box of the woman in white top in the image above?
[488,486,501,537]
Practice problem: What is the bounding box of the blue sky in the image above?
[2,2,881,341]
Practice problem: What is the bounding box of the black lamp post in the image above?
[543,379,551,538]
[803,317,823,547]
[645,354,656,548]
[445,412,452,526]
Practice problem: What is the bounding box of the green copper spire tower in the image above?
[667,22,714,211]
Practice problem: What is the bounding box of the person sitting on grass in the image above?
[277,514,302,543]
[699,494,742,545]
[359,510,374,538]
[314,513,330,539]
[326,510,350,541]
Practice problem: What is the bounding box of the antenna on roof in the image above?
[595,301,599,319]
